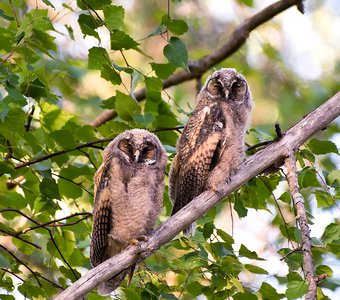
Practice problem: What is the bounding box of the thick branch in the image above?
[56,92,340,300]
[91,0,303,127]
[285,152,317,299]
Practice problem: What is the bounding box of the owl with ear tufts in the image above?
[169,68,253,236]
[90,129,167,295]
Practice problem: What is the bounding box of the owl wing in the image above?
[169,108,225,215]
[90,162,113,267]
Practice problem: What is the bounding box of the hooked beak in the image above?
[134,149,140,163]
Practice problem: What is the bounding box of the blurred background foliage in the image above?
[0,0,339,299]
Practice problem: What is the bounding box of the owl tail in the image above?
[97,264,137,296]
[97,269,129,296]
[183,222,196,236]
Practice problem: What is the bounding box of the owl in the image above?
[169,68,253,235]
[90,129,167,295]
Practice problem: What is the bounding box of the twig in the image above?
[280,246,302,261]
[12,126,186,171]
[20,212,92,234]
[91,0,304,127]
[55,92,340,299]
[1,267,25,282]
[14,137,114,169]
[0,228,41,249]
[25,106,35,131]
[0,209,83,280]
[285,152,317,299]
[0,244,41,286]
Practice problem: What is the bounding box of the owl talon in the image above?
[128,239,140,246]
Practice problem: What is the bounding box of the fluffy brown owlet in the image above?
[169,68,253,235]
[90,129,167,295]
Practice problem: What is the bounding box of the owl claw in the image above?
[128,235,148,246]
[208,184,222,196]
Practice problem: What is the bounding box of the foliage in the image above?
[0,0,339,299]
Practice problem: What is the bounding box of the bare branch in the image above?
[0,228,41,249]
[91,0,303,127]
[285,152,317,299]
[56,92,340,299]
[20,212,92,234]
[14,137,113,169]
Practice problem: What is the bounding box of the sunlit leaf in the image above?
[103,5,124,30]
[308,139,339,155]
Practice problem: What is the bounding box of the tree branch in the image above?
[56,92,340,300]
[14,138,113,169]
[285,152,317,299]
[91,0,303,127]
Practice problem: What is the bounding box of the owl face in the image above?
[204,68,250,104]
[118,135,157,165]
[104,129,162,166]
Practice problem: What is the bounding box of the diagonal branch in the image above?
[91,0,303,127]
[56,92,340,300]
[285,152,317,299]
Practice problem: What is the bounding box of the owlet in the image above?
[169,68,253,235]
[90,129,167,295]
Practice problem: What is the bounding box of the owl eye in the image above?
[141,142,156,163]
[207,78,223,96]
[118,139,134,158]
[230,79,247,102]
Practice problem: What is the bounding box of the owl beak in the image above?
[134,149,140,163]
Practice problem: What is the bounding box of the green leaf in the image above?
[237,0,254,7]
[50,129,77,149]
[314,190,334,207]
[77,0,111,10]
[203,222,214,238]
[239,244,265,260]
[216,229,234,245]
[39,177,60,199]
[114,91,141,121]
[234,196,248,218]
[12,238,35,255]
[0,108,26,139]
[163,37,188,70]
[88,47,110,70]
[187,281,204,297]
[1,193,27,210]
[110,30,139,50]
[244,264,268,274]
[21,77,47,100]
[161,15,188,35]
[328,170,340,184]
[103,5,124,30]
[316,265,333,277]
[133,113,154,128]
[259,282,285,300]
[101,64,122,85]
[78,14,100,40]
[145,76,162,113]
[58,177,83,199]
[18,281,45,298]
[76,125,97,142]
[150,63,177,79]
[0,9,14,21]
[233,291,257,300]
[322,223,340,244]
[285,280,309,299]
[42,0,55,8]
[298,167,321,188]
[279,191,291,204]
[308,139,339,155]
